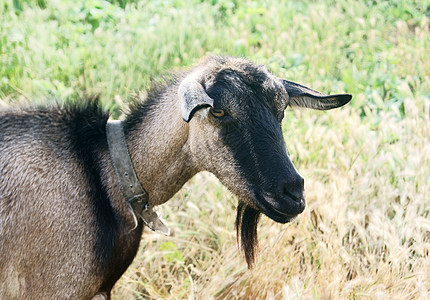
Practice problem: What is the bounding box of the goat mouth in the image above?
[253,192,305,224]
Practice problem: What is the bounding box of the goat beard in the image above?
[235,201,261,269]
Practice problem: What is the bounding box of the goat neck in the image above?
[123,85,197,206]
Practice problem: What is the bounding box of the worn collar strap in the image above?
[106,119,169,235]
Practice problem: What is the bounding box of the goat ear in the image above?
[178,77,214,122]
[282,79,352,110]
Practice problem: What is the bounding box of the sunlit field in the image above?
[1,0,429,298]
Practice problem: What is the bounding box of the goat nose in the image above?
[282,177,304,203]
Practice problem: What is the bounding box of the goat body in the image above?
[0,104,142,299]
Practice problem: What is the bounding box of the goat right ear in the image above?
[178,78,214,122]
[282,79,352,110]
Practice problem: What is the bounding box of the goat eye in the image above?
[210,107,226,118]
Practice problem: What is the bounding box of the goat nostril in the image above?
[282,181,304,203]
[282,185,289,196]
[290,195,302,203]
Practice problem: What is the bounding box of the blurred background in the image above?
[1,0,429,298]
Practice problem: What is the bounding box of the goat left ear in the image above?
[178,76,214,122]
[282,79,352,110]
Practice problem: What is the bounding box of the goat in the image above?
[0,56,351,299]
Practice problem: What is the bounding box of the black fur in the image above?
[236,202,261,268]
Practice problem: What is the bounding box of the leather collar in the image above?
[106,119,169,235]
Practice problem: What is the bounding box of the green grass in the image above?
[1,0,429,298]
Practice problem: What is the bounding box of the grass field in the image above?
[1,0,429,298]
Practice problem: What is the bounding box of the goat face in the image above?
[194,68,305,224]
[179,56,351,266]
